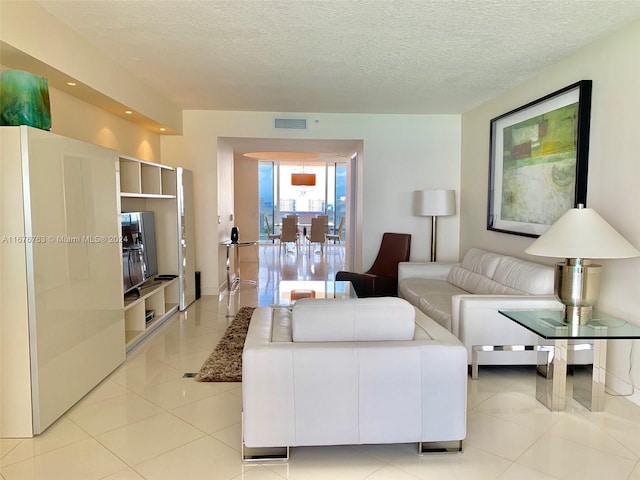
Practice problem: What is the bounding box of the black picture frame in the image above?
[487,80,592,237]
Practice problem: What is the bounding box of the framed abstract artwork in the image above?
[487,80,592,237]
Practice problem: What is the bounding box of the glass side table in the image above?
[499,310,640,412]
[221,240,259,294]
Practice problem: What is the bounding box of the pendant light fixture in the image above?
[291,172,316,186]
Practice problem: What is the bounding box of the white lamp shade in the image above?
[413,189,456,217]
[525,207,640,259]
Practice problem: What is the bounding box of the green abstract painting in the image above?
[0,70,51,130]
[500,102,578,225]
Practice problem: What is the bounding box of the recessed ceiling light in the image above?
[160,127,166,132]
[125,110,133,115]
[66,81,77,87]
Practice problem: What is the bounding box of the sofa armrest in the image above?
[398,261,457,281]
[451,294,562,359]
[414,308,460,344]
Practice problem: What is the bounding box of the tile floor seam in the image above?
[0,435,90,469]
[549,419,639,462]
[64,390,166,438]
[127,378,224,412]
[120,359,184,386]
[92,416,210,469]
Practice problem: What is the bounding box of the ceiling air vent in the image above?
[274,117,308,130]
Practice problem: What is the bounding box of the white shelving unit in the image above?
[123,277,179,353]
[118,155,181,353]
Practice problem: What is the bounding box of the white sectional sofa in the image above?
[242,297,467,460]
[398,248,575,367]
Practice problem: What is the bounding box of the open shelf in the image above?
[119,155,177,198]
[124,277,179,354]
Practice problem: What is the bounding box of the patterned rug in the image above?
[194,306,256,382]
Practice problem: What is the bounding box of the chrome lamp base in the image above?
[555,259,601,325]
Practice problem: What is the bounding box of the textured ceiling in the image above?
[35,0,640,114]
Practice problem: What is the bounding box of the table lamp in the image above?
[413,189,456,262]
[525,204,639,325]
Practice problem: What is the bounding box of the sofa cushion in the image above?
[399,277,460,305]
[291,297,415,342]
[416,295,453,330]
[492,256,554,294]
[399,278,467,330]
[460,248,503,277]
[446,248,514,294]
[447,265,525,295]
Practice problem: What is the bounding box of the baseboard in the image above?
[605,371,637,405]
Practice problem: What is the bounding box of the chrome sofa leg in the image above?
[242,411,290,462]
[471,344,536,379]
[242,443,289,462]
[419,440,463,454]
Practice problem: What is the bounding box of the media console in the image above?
[124,277,179,354]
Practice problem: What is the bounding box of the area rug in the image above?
[195,306,256,382]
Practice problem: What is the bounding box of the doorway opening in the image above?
[259,160,347,245]
[224,137,362,287]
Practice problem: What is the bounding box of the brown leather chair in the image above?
[336,232,411,298]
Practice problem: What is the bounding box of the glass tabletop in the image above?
[273,280,356,306]
[220,240,258,246]
[499,310,640,340]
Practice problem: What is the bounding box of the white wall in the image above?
[234,155,260,263]
[461,21,640,402]
[162,111,461,296]
[48,89,162,161]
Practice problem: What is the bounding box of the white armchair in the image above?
[242,298,468,460]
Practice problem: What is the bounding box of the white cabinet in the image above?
[1,126,125,437]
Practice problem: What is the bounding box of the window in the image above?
[258,161,276,240]
[258,160,347,241]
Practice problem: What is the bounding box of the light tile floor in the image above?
[2,245,640,479]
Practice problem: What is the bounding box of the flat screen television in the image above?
[121,211,158,295]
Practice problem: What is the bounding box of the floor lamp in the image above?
[413,189,456,262]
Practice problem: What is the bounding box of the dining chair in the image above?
[315,215,329,235]
[280,215,299,255]
[264,215,281,244]
[326,216,345,244]
[306,216,326,255]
